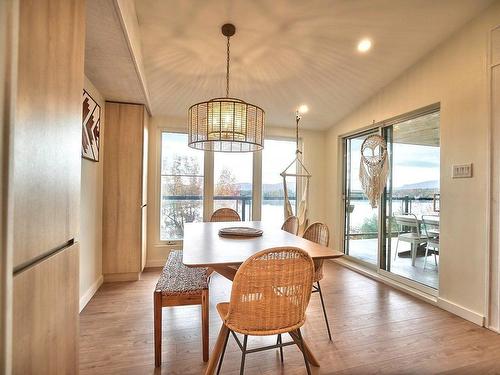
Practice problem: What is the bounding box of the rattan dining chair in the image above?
[281,216,299,235]
[215,247,315,375]
[210,207,241,222]
[302,222,332,340]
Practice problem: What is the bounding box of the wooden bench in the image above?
[154,250,209,367]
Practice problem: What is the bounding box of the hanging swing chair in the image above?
[281,109,312,235]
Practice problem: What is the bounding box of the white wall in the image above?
[145,115,327,266]
[324,1,500,325]
[79,76,105,311]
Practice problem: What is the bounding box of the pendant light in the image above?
[188,23,265,152]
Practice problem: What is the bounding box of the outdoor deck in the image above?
[348,238,438,289]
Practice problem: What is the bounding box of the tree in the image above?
[215,168,239,196]
[162,155,203,239]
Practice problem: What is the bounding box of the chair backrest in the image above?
[224,247,314,335]
[422,215,439,238]
[394,214,420,236]
[281,216,299,235]
[210,208,241,222]
[302,222,330,247]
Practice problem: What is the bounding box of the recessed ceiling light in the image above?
[357,38,372,53]
[298,104,309,114]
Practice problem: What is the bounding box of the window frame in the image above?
[156,130,300,245]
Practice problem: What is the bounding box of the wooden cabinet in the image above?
[13,0,85,269]
[13,243,79,374]
[103,102,148,281]
[9,0,85,372]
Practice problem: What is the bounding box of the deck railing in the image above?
[163,195,296,221]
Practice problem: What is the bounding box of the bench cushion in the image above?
[155,250,208,296]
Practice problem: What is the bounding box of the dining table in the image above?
[182,220,344,375]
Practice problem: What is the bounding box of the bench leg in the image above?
[154,291,162,367]
[202,289,209,362]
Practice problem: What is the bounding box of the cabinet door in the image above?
[13,243,79,374]
[103,103,144,275]
[13,0,85,268]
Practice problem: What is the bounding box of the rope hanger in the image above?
[280,110,312,178]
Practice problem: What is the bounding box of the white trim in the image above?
[79,275,103,313]
[437,297,485,326]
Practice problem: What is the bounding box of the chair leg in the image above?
[216,328,230,375]
[277,334,284,363]
[316,281,332,341]
[154,291,162,367]
[296,328,311,375]
[202,289,209,362]
[394,237,400,261]
[434,248,439,268]
[240,335,248,375]
[423,244,429,269]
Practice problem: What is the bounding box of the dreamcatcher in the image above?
[359,134,389,208]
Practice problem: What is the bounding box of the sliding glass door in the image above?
[343,108,440,290]
[343,130,380,267]
[382,111,440,289]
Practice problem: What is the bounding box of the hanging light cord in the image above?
[226,36,230,98]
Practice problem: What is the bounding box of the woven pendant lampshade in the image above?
[188,24,265,152]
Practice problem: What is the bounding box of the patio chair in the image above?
[393,214,428,266]
[215,247,315,375]
[421,215,440,269]
[303,222,332,340]
[210,207,241,222]
[281,216,299,235]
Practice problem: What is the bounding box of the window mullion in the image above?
[203,150,214,221]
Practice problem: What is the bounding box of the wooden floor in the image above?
[80,261,500,374]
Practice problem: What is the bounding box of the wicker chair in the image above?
[303,222,332,340]
[210,207,241,222]
[215,247,315,375]
[281,216,299,235]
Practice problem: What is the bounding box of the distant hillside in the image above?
[397,180,439,190]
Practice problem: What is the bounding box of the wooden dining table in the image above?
[182,221,344,375]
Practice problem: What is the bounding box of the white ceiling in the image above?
[131,0,491,129]
[85,0,147,105]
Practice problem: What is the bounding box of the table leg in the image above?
[205,324,229,375]
[289,330,320,367]
[211,265,237,281]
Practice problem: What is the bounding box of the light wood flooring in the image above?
[80,261,500,374]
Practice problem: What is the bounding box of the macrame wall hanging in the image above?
[359,133,389,208]
[281,108,311,234]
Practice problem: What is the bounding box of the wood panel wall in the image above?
[103,102,145,279]
[13,0,86,269]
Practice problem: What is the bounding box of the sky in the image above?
[350,139,440,190]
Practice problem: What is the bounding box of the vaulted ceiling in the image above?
[88,0,493,130]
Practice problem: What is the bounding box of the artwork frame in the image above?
[81,89,101,162]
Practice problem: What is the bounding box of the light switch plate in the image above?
[452,163,473,178]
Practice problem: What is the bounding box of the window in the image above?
[261,139,297,224]
[160,132,204,241]
[213,152,253,220]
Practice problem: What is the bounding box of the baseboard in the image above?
[437,297,485,326]
[103,272,141,282]
[145,258,167,268]
[79,275,103,313]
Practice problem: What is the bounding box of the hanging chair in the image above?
[281,109,312,237]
